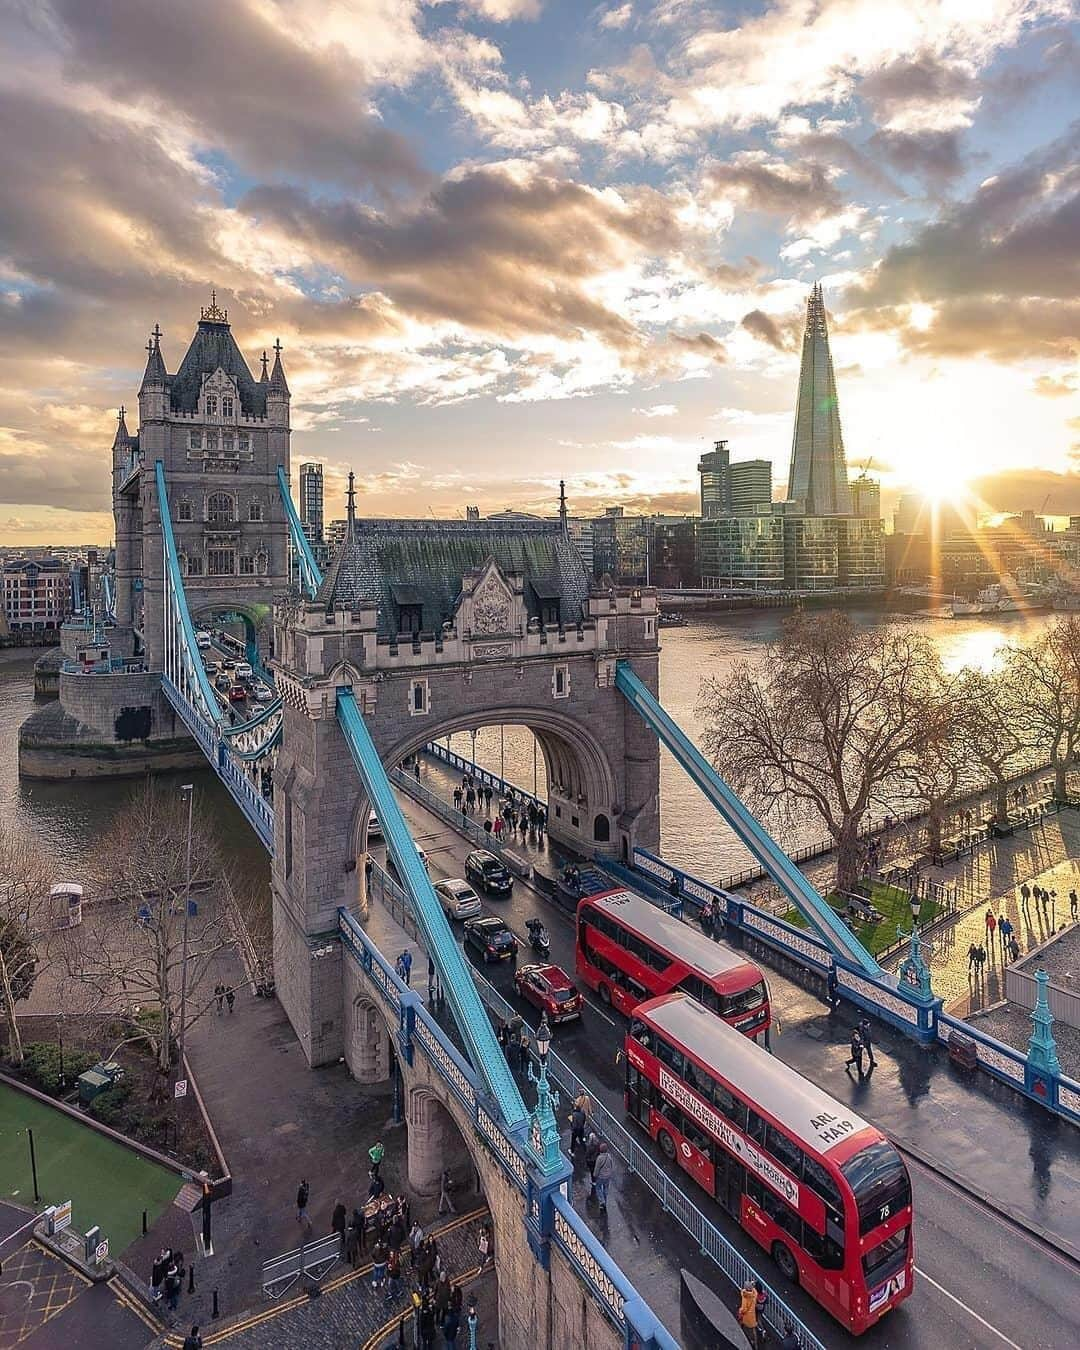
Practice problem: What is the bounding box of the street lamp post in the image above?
[177,784,194,1082]
[467,1295,478,1349]
[527,1013,563,1176]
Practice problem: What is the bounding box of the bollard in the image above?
[142,1210,148,1236]
[188,1264,195,1294]
[212,1288,219,1319]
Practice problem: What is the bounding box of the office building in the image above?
[698,441,773,518]
[786,284,852,515]
[850,475,881,521]
[592,507,649,582]
[2,558,71,632]
[299,462,324,546]
[698,516,785,590]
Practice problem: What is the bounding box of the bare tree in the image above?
[899,670,969,860]
[698,612,951,893]
[0,828,53,1065]
[65,781,232,1081]
[1009,615,1080,800]
[954,667,1028,824]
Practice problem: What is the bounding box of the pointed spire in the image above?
[140,324,167,388]
[558,479,568,530]
[112,406,131,448]
[346,470,356,529]
[268,337,290,395]
[260,350,270,383]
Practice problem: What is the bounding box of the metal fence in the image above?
[1006,965,1080,1029]
[261,1231,341,1297]
[391,768,532,876]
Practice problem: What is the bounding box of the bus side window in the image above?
[677,975,707,1003]
[654,1036,685,1075]
[747,1110,768,1145]
[714,1081,747,1132]
[630,1020,649,1044]
[761,1187,800,1238]
[766,1124,806,1178]
[802,1220,843,1269]
[802,1155,844,1214]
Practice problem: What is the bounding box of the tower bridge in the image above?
[21,302,902,1349]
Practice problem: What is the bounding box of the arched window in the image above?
[178,498,193,522]
[248,500,264,522]
[207,493,235,524]
[593,813,610,843]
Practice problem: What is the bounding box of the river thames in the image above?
[0,604,1056,889]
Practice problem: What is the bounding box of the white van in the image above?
[195,630,212,650]
[235,661,253,679]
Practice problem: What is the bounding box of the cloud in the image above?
[704,154,846,229]
[740,309,798,351]
[598,4,634,30]
[1034,374,1078,398]
[633,404,678,417]
[45,0,427,192]
[858,52,980,133]
[457,0,543,19]
[868,128,970,186]
[847,125,1080,359]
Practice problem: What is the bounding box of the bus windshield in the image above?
[840,1141,911,1234]
[721,981,766,1016]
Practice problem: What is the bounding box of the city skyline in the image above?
[2,1,1078,546]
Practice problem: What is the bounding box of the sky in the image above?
[1,0,1078,545]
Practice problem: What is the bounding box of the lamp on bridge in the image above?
[909,893,922,925]
[527,1014,563,1177]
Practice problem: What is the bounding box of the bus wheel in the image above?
[771,1242,799,1284]
[599,983,612,1005]
[657,1130,676,1161]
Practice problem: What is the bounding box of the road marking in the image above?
[915,1268,1024,1349]
[584,996,618,1027]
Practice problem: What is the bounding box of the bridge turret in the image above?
[138,323,168,423]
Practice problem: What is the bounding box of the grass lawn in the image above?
[783,882,942,957]
[0,1083,180,1253]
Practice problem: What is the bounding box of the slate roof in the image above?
[315,518,591,638]
[169,319,267,417]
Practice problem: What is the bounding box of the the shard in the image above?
[786,283,851,515]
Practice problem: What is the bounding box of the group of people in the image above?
[213,983,235,1014]
[737,1279,801,1348]
[368,1216,470,1348]
[149,1245,187,1313]
[497,1017,532,1072]
[1019,882,1078,924]
[844,1017,879,1079]
[567,1093,615,1209]
[451,773,547,844]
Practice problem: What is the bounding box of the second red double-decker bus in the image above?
[576,889,770,1038]
[625,993,913,1334]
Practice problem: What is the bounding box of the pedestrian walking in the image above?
[967,942,979,972]
[150,1247,170,1302]
[493,816,504,840]
[182,1328,203,1350]
[976,943,987,976]
[442,1307,461,1348]
[1071,888,1079,920]
[345,1212,363,1267]
[737,1280,760,1348]
[484,817,493,835]
[413,759,421,780]
[214,984,224,1014]
[518,1023,530,1073]
[296,1179,310,1224]
[826,966,840,1011]
[592,1141,613,1209]
[709,896,723,940]
[985,908,997,945]
[453,787,462,809]
[584,1131,601,1197]
[569,1102,587,1152]
[437,1168,456,1215]
[418,1298,437,1350]
[777,1321,801,1349]
[371,1239,387,1290]
[1020,882,1031,907]
[1009,936,1021,961]
[573,1091,594,1124]
[164,1261,182,1312]
[478,1221,494,1269]
[858,1017,878,1070]
[367,1169,385,1202]
[369,1140,385,1177]
[845,1029,865,1077]
[225,986,235,1014]
[433,1268,452,1320]
[999,916,1013,951]
[385,1246,402,1301]
[537,806,546,837]
[332,1199,347,1253]
[408,1221,424,1267]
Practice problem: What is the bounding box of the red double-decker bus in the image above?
[625,993,913,1334]
[576,889,770,1039]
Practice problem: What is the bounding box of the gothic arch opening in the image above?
[593,812,610,843]
[189,602,271,667]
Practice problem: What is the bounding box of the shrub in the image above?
[86,1078,133,1127]
[18,1041,97,1094]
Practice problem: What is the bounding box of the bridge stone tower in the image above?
[270,488,661,1065]
[115,296,291,668]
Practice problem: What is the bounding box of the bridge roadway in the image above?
[376,787,1079,1350]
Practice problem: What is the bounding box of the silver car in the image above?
[435,878,482,921]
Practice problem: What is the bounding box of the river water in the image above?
[0,604,1054,890]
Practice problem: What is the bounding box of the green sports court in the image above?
[0,1083,181,1253]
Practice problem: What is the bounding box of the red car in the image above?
[228,685,247,704]
[514,963,582,1022]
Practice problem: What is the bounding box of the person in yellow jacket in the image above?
[737,1280,760,1348]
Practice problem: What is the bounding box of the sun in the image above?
[917,463,973,506]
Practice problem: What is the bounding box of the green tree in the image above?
[0,828,52,1065]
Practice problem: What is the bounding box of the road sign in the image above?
[95,1239,109,1263]
[54,1200,72,1233]
[174,1079,188,1099]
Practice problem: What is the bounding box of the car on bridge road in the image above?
[465,849,514,896]
[464,914,518,962]
[514,963,582,1022]
[435,878,482,921]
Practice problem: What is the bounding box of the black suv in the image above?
[465,849,514,896]
[464,915,519,962]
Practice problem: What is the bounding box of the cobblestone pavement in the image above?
[151,1209,494,1349]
